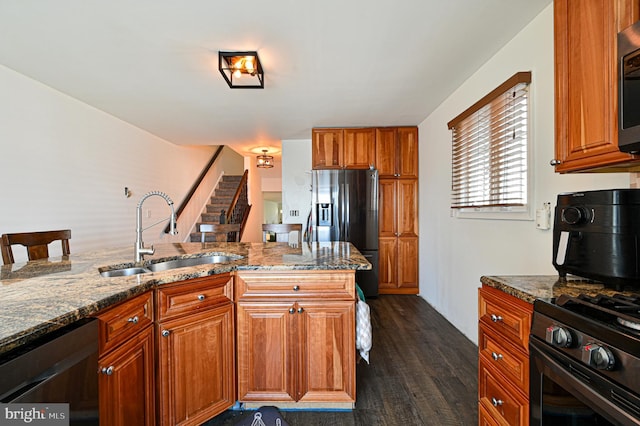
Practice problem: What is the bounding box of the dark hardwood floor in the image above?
[203,295,478,426]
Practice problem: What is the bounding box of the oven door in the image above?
[530,336,640,426]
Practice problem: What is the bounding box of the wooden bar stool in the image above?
[262,224,302,246]
[199,223,241,243]
[1,229,71,265]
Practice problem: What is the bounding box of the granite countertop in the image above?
[0,241,370,356]
[481,275,640,304]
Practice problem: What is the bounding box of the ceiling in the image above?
[0,0,551,157]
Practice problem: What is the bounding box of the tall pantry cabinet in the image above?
[311,126,419,294]
[376,127,419,294]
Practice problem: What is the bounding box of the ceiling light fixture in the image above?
[218,51,264,89]
[256,149,274,168]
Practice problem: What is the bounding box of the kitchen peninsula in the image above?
[0,241,370,425]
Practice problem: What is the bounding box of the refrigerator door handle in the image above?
[340,183,345,240]
[344,183,350,241]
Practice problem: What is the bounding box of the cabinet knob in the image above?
[101,366,114,375]
[161,329,170,337]
[197,294,205,301]
[491,397,504,407]
[289,307,296,314]
[550,159,561,166]
[490,314,503,323]
[127,316,138,324]
[491,352,503,361]
[293,285,300,291]
[297,307,304,314]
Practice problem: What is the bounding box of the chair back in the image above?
[1,229,71,265]
[262,224,303,246]
[200,223,241,243]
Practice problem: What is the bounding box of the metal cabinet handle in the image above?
[161,330,170,337]
[490,314,503,323]
[550,159,561,166]
[293,285,300,291]
[289,307,296,314]
[101,366,114,375]
[297,307,304,314]
[491,397,504,407]
[491,352,503,361]
[197,294,205,301]
[127,316,139,324]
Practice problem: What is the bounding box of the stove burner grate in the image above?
[555,293,640,332]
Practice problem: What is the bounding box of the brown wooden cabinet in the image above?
[478,285,533,426]
[554,0,640,172]
[156,274,235,426]
[375,127,418,178]
[312,128,343,169]
[378,178,419,294]
[343,128,376,169]
[312,125,419,294]
[97,291,155,426]
[312,128,376,169]
[235,270,356,408]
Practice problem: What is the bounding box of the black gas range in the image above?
[530,292,640,425]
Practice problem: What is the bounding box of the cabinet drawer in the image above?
[235,271,355,300]
[479,323,529,394]
[156,274,232,321]
[479,286,532,351]
[97,291,153,355]
[479,359,528,426]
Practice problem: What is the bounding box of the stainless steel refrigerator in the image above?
[310,169,379,297]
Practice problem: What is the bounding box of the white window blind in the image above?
[448,72,531,210]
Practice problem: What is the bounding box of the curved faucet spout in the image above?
[135,191,178,262]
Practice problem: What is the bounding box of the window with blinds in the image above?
[447,71,531,214]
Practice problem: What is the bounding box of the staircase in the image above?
[190,175,243,242]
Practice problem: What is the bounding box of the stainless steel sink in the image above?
[147,255,237,272]
[100,254,241,277]
[99,266,151,278]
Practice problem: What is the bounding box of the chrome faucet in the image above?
[135,191,178,262]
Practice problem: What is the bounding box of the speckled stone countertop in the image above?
[0,241,370,356]
[481,275,640,304]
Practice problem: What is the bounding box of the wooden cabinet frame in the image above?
[554,0,640,172]
[235,270,356,409]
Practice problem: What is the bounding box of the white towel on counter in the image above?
[356,298,372,363]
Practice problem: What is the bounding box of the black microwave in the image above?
[618,20,640,153]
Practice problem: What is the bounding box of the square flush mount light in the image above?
[218,51,264,89]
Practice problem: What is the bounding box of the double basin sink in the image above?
[99,254,242,278]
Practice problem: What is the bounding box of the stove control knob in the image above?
[582,343,615,370]
[545,326,573,348]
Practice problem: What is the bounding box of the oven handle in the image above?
[530,339,640,426]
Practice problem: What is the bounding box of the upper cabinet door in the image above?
[375,128,398,177]
[312,129,343,169]
[343,128,376,169]
[554,0,640,172]
[375,127,418,178]
[397,127,419,178]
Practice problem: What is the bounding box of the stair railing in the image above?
[226,169,251,239]
[164,146,224,234]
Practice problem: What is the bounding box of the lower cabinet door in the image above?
[236,302,298,402]
[236,300,355,404]
[99,326,155,426]
[157,303,235,426]
[297,300,355,403]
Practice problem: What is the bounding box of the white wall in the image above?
[0,64,242,262]
[281,139,312,233]
[418,4,630,344]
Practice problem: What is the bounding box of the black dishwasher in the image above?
[0,319,99,425]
